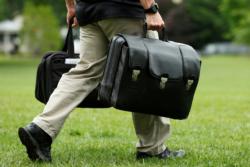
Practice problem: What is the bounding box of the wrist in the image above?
[144,2,159,14]
[146,12,157,16]
[67,6,75,14]
[67,5,75,10]
[144,2,154,9]
[66,0,75,10]
[140,0,155,9]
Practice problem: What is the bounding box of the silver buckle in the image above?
[132,70,141,81]
[186,79,194,91]
[160,77,168,89]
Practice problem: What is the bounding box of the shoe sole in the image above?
[18,128,51,162]
[136,149,185,160]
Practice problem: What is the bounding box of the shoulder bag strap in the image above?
[62,24,75,57]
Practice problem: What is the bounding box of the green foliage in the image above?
[29,0,66,25]
[0,0,7,21]
[0,56,250,166]
[0,0,66,25]
[21,1,61,56]
[0,0,24,21]
[166,0,230,49]
[221,0,250,45]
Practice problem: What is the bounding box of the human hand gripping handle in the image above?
[140,0,165,31]
[145,12,165,31]
[65,0,78,27]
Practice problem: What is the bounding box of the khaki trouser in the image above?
[33,18,170,155]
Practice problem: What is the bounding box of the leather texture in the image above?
[35,52,110,108]
[18,123,52,161]
[35,26,109,108]
[99,34,201,119]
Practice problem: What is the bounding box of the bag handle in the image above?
[143,22,168,41]
[62,21,75,57]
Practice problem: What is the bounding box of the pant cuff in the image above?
[32,118,57,140]
[137,144,167,155]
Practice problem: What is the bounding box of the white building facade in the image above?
[0,16,23,54]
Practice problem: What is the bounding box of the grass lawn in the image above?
[0,55,249,167]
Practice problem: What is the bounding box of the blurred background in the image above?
[0,1,249,166]
[0,0,250,56]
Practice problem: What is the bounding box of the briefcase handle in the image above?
[62,22,76,57]
[143,22,168,41]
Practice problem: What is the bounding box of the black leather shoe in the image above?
[136,148,185,160]
[18,123,52,162]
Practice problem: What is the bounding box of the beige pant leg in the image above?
[132,113,171,155]
[33,18,171,154]
[33,23,108,139]
[98,20,171,155]
[132,31,171,155]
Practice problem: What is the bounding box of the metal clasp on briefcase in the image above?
[186,79,194,91]
[160,77,168,89]
[132,69,141,81]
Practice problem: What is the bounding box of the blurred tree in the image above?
[221,0,250,45]
[157,0,174,16]
[0,0,7,21]
[2,0,239,49]
[0,0,66,25]
[21,1,61,56]
[0,0,24,20]
[31,0,66,25]
[158,0,230,49]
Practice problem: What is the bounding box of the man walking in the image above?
[18,0,183,162]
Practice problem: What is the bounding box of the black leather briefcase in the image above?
[35,26,109,108]
[98,34,201,119]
